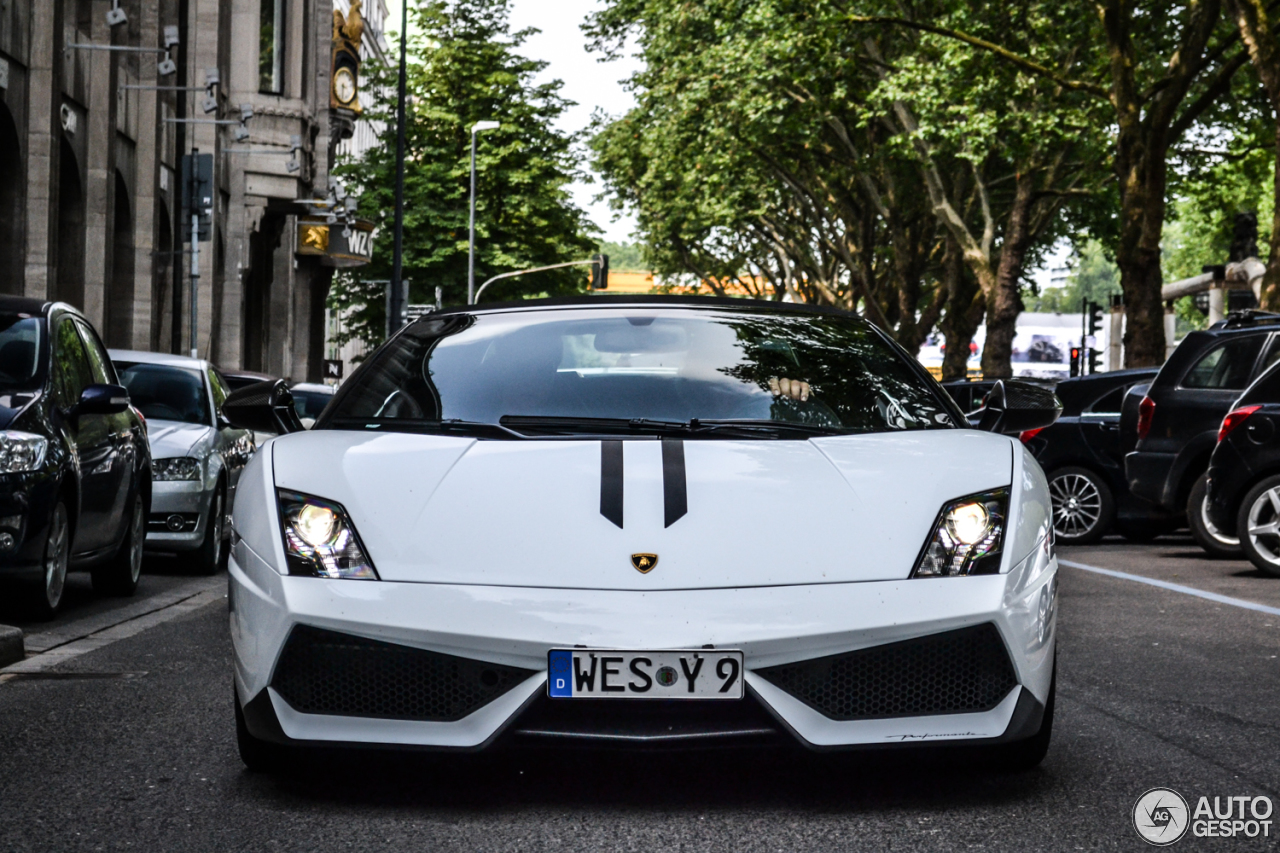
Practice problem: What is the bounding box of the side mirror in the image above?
[972,380,1062,436]
[221,379,306,435]
[74,384,130,417]
[216,413,233,430]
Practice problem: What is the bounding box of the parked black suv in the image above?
[1126,312,1280,556]
[1020,368,1165,543]
[1206,361,1280,575]
[0,297,152,619]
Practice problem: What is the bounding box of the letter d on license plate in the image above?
[547,649,744,699]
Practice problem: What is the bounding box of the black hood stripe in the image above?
[662,438,688,528]
[600,440,624,528]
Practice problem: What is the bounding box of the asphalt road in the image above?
[1,536,1278,852]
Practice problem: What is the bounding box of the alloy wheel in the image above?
[1246,487,1280,568]
[44,505,69,610]
[210,493,223,568]
[1202,493,1240,547]
[128,497,144,584]
[1049,473,1102,538]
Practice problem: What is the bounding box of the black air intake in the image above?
[271,625,535,722]
[756,623,1018,720]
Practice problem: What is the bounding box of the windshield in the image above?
[323,307,958,437]
[0,315,44,394]
[292,389,334,420]
[116,362,211,426]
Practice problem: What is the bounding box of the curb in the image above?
[0,625,24,667]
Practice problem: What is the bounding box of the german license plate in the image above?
[547,649,744,699]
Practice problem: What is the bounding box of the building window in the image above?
[259,0,285,94]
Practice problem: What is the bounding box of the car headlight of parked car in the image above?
[153,457,202,481]
[0,431,48,474]
[912,488,1009,578]
[277,489,378,580]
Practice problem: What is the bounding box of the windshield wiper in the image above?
[328,417,527,439]
[499,415,847,438]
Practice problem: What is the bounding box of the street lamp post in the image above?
[468,120,500,304]
[389,0,410,338]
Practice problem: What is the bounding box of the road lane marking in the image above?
[1060,559,1280,617]
[0,587,224,680]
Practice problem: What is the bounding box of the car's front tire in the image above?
[1188,472,1242,558]
[24,501,70,621]
[192,486,225,575]
[1236,474,1280,577]
[1048,466,1114,544]
[235,695,286,773]
[92,493,144,596]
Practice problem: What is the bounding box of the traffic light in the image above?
[1085,300,1103,375]
[591,253,609,290]
[1069,347,1081,378]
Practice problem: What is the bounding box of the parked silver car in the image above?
[108,350,254,573]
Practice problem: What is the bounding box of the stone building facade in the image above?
[0,0,380,381]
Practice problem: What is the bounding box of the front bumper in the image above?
[145,480,212,552]
[0,472,58,581]
[231,537,1056,751]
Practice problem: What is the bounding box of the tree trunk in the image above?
[980,175,1035,379]
[940,236,984,381]
[1264,119,1280,310]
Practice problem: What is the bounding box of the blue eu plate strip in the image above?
[548,650,573,697]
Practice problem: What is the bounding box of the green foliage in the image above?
[329,0,597,350]
[597,241,646,272]
[1025,241,1121,314]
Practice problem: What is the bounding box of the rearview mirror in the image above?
[221,379,306,435]
[971,380,1062,436]
[74,384,130,417]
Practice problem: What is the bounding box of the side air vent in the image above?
[756,623,1018,720]
[271,625,535,722]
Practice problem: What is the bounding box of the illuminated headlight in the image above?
[277,489,378,580]
[0,431,47,474]
[912,488,1009,577]
[153,457,202,481]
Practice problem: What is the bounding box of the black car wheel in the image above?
[1188,472,1242,558]
[192,487,225,575]
[1237,474,1280,577]
[235,693,286,773]
[25,501,70,621]
[1048,467,1114,544]
[92,493,144,596]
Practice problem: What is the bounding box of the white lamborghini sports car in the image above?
[222,297,1061,772]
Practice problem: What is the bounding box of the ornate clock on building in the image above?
[333,67,357,107]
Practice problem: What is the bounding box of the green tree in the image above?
[1025,240,1122,313]
[597,241,646,271]
[330,0,597,350]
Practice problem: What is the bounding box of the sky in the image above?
[381,0,642,243]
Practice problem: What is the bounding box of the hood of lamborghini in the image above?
[269,429,1015,590]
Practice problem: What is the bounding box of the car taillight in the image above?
[1019,428,1044,443]
[1218,405,1262,442]
[1136,396,1156,441]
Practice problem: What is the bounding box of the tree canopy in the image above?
[330,0,597,351]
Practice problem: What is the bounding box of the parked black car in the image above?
[1126,312,1280,556]
[0,296,152,619]
[1019,368,1166,544]
[1206,361,1280,575]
